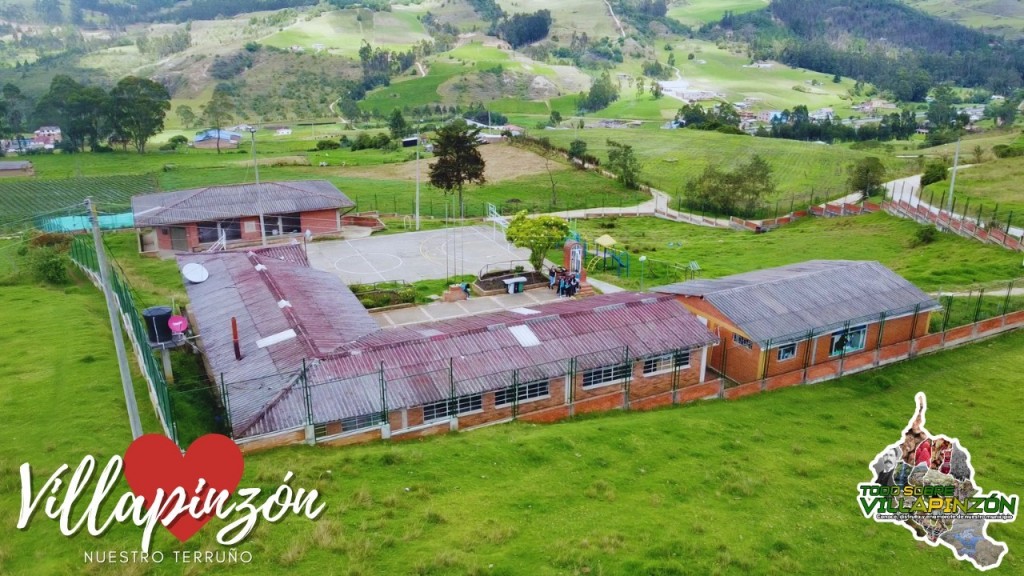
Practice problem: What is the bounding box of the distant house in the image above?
[275,128,292,136]
[132,180,355,252]
[810,107,834,121]
[0,160,33,177]
[33,126,61,149]
[652,261,940,385]
[756,110,782,123]
[194,129,243,150]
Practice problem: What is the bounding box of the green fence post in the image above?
[973,289,986,324]
[303,359,313,427]
[941,295,953,332]
[379,361,387,425]
[220,373,231,436]
[512,369,519,420]
[1001,280,1015,317]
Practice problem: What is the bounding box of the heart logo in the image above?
[123,434,244,542]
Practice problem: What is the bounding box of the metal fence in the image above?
[69,235,179,445]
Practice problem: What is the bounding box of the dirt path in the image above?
[604,0,626,38]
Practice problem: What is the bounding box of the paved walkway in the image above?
[371,287,562,327]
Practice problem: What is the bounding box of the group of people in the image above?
[548,267,581,298]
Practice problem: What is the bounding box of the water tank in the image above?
[142,306,174,344]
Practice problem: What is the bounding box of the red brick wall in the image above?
[240,217,262,242]
[718,330,762,383]
[679,381,721,402]
[764,370,803,391]
[301,209,341,234]
[724,381,760,400]
[763,340,809,378]
[238,429,306,453]
[391,422,451,441]
[157,227,173,250]
[319,427,383,447]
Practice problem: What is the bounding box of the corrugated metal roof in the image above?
[0,161,32,170]
[652,260,941,344]
[132,180,353,226]
[178,251,378,436]
[305,293,719,420]
[247,243,309,266]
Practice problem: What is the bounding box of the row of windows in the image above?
[494,379,550,407]
[423,394,483,423]
[313,412,384,438]
[642,351,691,375]
[769,325,868,361]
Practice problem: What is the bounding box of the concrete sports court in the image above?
[305,225,533,284]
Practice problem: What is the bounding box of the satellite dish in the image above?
[182,262,210,284]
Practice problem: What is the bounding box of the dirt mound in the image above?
[334,143,563,182]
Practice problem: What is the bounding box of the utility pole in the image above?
[946,138,960,214]
[415,122,421,231]
[86,197,143,440]
[250,128,267,246]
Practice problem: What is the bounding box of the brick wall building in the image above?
[133,180,353,252]
[652,261,941,385]
[178,251,719,449]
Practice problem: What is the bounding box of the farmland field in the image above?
[261,8,431,57]
[904,0,1024,37]
[0,175,159,231]
[1,249,1022,573]
[921,155,1024,218]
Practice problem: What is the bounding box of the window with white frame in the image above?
[830,325,867,356]
[776,343,797,361]
[642,350,692,375]
[494,379,550,407]
[732,333,754,349]
[582,363,631,388]
[340,412,384,431]
[422,394,483,422]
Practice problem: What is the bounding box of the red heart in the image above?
[122,434,244,542]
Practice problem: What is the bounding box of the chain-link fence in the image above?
[70,235,179,445]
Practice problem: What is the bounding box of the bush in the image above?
[315,140,341,150]
[31,247,70,284]
[30,232,72,250]
[913,225,938,246]
[921,161,947,186]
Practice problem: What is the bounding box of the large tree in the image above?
[33,75,108,151]
[388,108,409,140]
[505,211,569,273]
[605,139,642,189]
[199,86,236,154]
[176,104,197,129]
[684,154,776,217]
[107,76,170,153]
[847,157,887,198]
[428,119,486,218]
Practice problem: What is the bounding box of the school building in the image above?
[652,260,941,386]
[177,251,719,450]
[132,180,353,253]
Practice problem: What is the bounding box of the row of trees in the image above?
[7,75,171,153]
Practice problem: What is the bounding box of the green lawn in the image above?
[921,155,1024,220]
[2,259,1022,573]
[564,212,1024,292]
[904,0,1024,37]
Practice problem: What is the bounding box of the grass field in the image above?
[564,212,1024,291]
[921,156,1024,219]
[666,0,769,27]
[1,255,1022,573]
[261,8,430,57]
[904,0,1024,37]
[542,127,911,201]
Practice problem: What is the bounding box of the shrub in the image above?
[913,225,938,246]
[31,247,70,284]
[30,233,72,250]
[316,140,341,150]
[921,161,947,186]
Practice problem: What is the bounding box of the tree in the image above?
[388,108,409,140]
[606,139,642,189]
[568,139,587,161]
[847,157,887,198]
[549,110,562,126]
[200,87,236,154]
[176,105,196,129]
[684,155,775,216]
[650,82,663,99]
[106,77,170,153]
[33,75,108,152]
[505,211,569,273]
[428,119,486,218]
